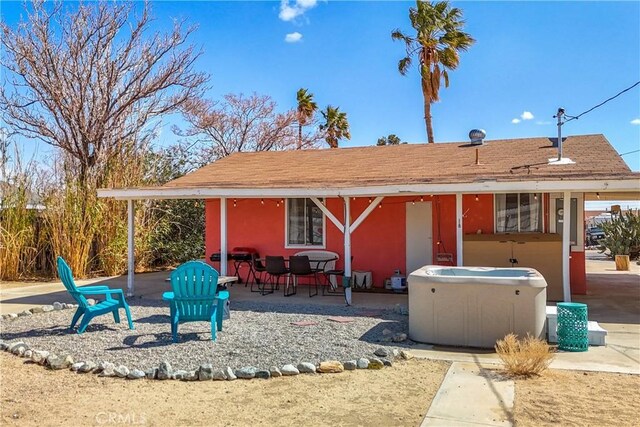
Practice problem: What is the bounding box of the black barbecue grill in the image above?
[209,247,258,285]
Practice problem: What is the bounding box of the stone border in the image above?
[0,302,415,381]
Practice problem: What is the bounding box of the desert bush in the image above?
[495,333,555,377]
[599,211,640,259]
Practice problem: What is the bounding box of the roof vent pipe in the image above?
[469,129,486,145]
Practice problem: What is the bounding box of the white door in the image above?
[406,202,433,276]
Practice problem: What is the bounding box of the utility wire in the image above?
[620,149,640,156]
[564,81,640,122]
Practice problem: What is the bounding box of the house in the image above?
[98,133,640,302]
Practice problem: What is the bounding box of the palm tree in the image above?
[392,1,475,143]
[319,106,350,149]
[296,88,317,149]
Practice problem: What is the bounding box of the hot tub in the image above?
[408,266,547,348]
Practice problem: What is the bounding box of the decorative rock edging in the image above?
[1,304,416,382]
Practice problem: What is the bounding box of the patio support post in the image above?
[343,196,352,305]
[562,191,572,302]
[127,199,135,297]
[220,197,227,276]
[456,193,463,266]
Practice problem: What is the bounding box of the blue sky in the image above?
[2,0,639,176]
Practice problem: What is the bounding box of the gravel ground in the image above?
[0,300,410,371]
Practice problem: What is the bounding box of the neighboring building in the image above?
[99,134,640,301]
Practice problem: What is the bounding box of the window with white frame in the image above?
[495,193,543,233]
[286,198,324,246]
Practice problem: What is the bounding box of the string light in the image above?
[534,194,538,201]
[378,202,382,209]
[596,192,600,200]
[276,201,280,207]
[412,200,415,205]
[368,198,372,204]
[233,199,237,208]
[261,199,264,205]
[281,198,285,204]
[420,196,424,202]
[475,195,479,202]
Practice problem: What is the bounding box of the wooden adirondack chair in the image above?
[56,257,134,334]
[169,260,228,343]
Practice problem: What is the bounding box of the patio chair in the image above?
[289,255,319,297]
[56,256,134,334]
[249,252,268,293]
[265,255,290,296]
[169,260,228,343]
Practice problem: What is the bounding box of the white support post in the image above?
[310,197,344,232]
[456,193,463,266]
[562,191,572,302]
[127,199,135,297]
[343,196,352,305]
[220,197,228,276]
[349,196,384,233]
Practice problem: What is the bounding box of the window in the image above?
[495,193,542,233]
[286,198,324,247]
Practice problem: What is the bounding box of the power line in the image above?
[620,149,640,156]
[564,81,640,122]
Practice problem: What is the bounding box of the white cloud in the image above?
[631,118,640,125]
[520,111,534,120]
[279,0,318,22]
[511,118,521,124]
[285,32,303,43]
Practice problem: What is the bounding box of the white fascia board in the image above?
[97,178,640,200]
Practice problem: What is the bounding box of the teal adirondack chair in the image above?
[56,256,134,334]
[168,261,228,343]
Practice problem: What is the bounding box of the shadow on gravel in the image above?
[358,321,416,349]
[105,331,212,351]
[0,324,118,341]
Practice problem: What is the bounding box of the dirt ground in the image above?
[0,352,448,427]
[514,369,640,427]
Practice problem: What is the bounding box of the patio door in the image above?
[406,202,433,276]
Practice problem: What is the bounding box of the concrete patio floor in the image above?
[1,252,638,374]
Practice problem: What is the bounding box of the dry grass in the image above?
[495,333,555,377]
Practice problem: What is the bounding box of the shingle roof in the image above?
[159,134,635,189]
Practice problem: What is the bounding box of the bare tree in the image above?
[0,0,208,185]
[175,93,321,164]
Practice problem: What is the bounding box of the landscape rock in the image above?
[383,359,393,367]
[145,368,158,380]
[127,369,146,380]
[87,299,96,306]
[281,364,300,376]
[255,370,271,379]
[98,361,116,377]
[78,361,97,373]
[9,342,29,356]
[269,366,282,378]
[7,313,18,319]
[224,367,236,380]
[31,350,50,364]
[297,362,316,374]
[357,358,370,369]
[114,365,130,378]
[158,361,173,380]
[0,342,7,351]
[53,302,63,311]
[198,364,214,381]
[23,349,33,358]
[71,362,84,372]
[374,347,390,358]
[368,358,384,370]
[235,366,257,379]
[172,370,188,380]
[41,305,54,313]
[392,333,407,343]
[211,368,227,381]
[391,349,400,358]
[400,350,415,360]
[184,370,198,381]
[30,307,44,314]
[48,354,74,370]
[343,360,357,371]
[318,361,344,374]
[18,310,32,317]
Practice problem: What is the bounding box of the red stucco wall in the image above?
[204,193,587,292]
